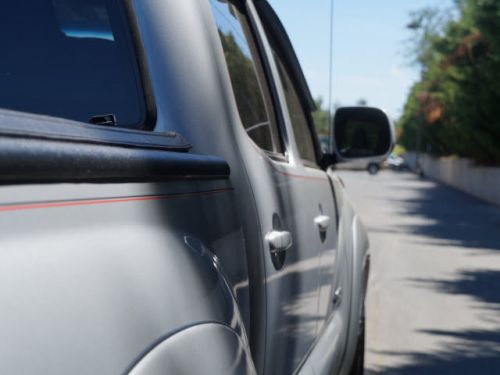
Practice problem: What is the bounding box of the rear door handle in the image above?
[314,215,331,232]
[266,230,293,253]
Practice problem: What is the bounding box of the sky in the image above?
[268,0,454,120]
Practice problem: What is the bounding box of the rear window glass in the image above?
[0,0,146,128]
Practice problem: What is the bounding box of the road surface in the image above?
[336,170,500,374]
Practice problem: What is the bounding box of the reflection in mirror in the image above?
[334,107,393,159]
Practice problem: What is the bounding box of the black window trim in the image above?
[253,0,324,168]
[123,0,157,131]
[0,109,190,152]
[0,108,234,185]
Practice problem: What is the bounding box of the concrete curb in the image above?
[403,152,500,207]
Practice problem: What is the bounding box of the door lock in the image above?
[266,230,293,253]
[332,287,343,307]
[314,215,331,232]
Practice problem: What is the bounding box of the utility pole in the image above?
[416,113,424,176]
[328,0,335,153]
[407,19,424,177]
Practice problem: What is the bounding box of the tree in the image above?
[312,97,331,137]
[398,0,500,165]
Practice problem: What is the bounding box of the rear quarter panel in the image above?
[0,179,252,374]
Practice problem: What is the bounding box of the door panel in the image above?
[264,40,340,335]
[0,166,250,374]
[249,158,322,374]
[208,1,323,372]
[251,0,341,356]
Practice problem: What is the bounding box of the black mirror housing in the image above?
[333,106,394,160]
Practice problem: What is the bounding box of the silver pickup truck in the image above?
[0,1,393,374]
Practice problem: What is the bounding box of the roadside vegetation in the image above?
[312,97,331,138]
[398,0,500,165]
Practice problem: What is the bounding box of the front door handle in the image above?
[314,215,331,232]
[266,230,293,253]
[332,287,343,307]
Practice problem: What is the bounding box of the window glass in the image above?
[0,0,146,128]
[272,52,317,163]
[209,0,282,154]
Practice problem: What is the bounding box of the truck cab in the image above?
[0,1,393,374]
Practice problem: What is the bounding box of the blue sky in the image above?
[268,0,454,120]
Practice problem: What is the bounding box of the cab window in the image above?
[272,51,317,164]
[209,0,283,155]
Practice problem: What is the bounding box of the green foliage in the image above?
[393,144,407,156]
[312,97,331,137]
[398,0,500,165]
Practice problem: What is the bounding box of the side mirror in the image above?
[333,106,394,160]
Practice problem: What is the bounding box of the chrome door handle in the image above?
[266,230,293,253]
[332,287,343,307]
[314,215,331,232]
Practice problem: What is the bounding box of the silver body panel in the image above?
[0,180,250,374]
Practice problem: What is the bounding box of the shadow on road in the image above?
[362,173,500,374]
[410,269,500,308]
[368,328,500,374]
[388,178,500,251]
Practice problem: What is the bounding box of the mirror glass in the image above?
[334,107,393,159]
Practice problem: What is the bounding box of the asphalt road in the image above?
[336,170,500,374]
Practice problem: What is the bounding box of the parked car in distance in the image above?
[334,157,384,174]
[385,153,409,170]
[0,1,394,374]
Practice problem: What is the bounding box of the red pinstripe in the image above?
[0,188,233,213]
